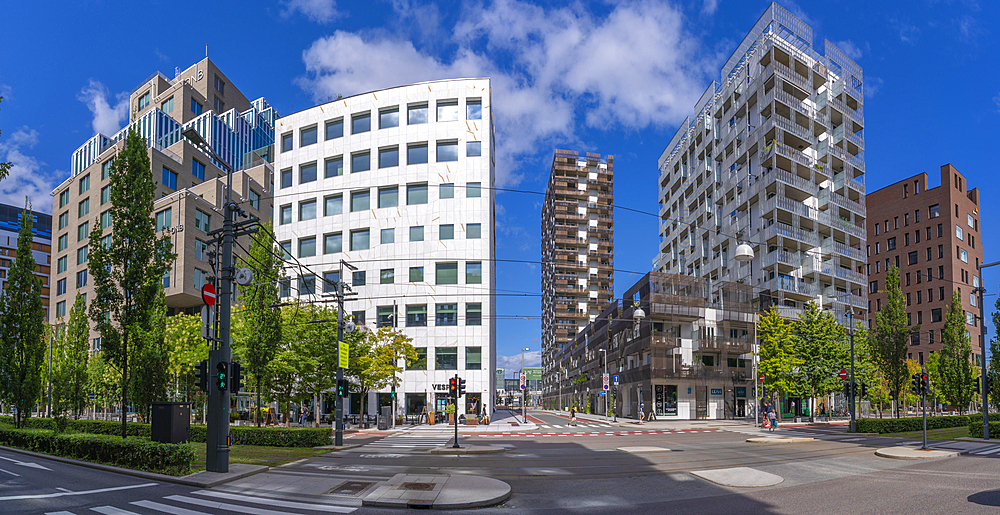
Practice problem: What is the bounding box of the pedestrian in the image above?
[300,405,308,427]
[570,405,577,426]
[639,402,645,421]
[482,405,490,425]
[768,404,777,432]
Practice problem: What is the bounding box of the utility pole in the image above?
[976,259,999,441]
[334,259,357,446]
[849,309,857,433]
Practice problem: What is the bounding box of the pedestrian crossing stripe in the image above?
[972,445,1000,455]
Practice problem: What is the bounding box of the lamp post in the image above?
[632,303,645,422]
[599,348,608,422]
[976,260,1000,440]
[734,242,757,425]
[521,347,530,423]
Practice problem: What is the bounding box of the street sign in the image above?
[602,373,610,391]
[613,374,619,385]
[838,369,848,380]
[338,342,349,368]
[759,373,764,382]
[519,373,526,390]
[201,283,216,306]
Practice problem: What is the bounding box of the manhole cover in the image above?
[400,482,435,491]
[326,481,375,496]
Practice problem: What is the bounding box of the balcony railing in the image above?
[764,221,818,246]
[774,113,812,142]
[771,276,817,296]
[774,168,818,195]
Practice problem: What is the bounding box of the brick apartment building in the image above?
[865,164,983,366]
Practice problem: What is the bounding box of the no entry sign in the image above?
[202,283,217,306]
[838,369,848,380]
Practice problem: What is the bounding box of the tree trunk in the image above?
[255,377,262,428]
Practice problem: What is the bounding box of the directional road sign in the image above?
[201,283,216,306]
[613,374,619,385]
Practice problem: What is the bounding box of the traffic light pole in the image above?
[921,383,928,451]
[849,310,857,433]
[335,279,345,447]
[453,374,460,449]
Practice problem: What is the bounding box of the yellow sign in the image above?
[338,342,349,368]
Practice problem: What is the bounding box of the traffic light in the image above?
[974,377,981,393]
[231,362,245,393]
[216,361,228,391]
[458,378,467,397]
[194,360,208,392]
[910,374,921,395]
[920,373,929,396]
[860,382,868,398]
[449,377,458,399]
[337,379,348,397]
[843,382,851,398]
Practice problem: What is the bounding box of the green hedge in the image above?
[968,421,1000,438]
[856,415,972,434]
[0,427,193,475]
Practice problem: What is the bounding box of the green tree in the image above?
[53,294,90,418]
[234,224,282,426]
[129,288,169,422]
[757,306,803,402]
[87,351,119,420]
[0,203,46,428]
[793,302,849,421]
[87,127,176,437]
[924,352,948,409]
[365,326,416,419]
[281,302,339,427]
[871,266,915,417]
[165,314,203,402]
[989,296,1000,412]
[854,322,889,417]
[0,97,12,181]
[939,290,975,414]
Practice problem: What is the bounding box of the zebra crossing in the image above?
[538,423,612,429]
[358,431,454,452]
[44,489,357,515]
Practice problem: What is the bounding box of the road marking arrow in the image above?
[0,455,52,471]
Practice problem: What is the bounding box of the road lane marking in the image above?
[91,506,143,515]
[0,482,157,501]
[44,512,77,515]
[130,500,209,515]
[0,468,18,477]
[167,494,344,515]
[972,446,1000,455]
[191,490,356,513]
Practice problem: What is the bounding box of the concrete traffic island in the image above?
[875,446,964,460]
[362,473,511,509]
[746,436,815,443]
[429,445,505,455]
[690,467,783,488]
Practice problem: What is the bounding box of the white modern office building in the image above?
[274,79,496,419]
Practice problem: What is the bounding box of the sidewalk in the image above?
[407,408,537,433]
[541,409,848,431]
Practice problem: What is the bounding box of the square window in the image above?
[467,99,482,120]
[440,183,454,199]
[466,262,482,284]
[351,190,370,212]
[467,223,481,239]
[407,184,428,205]
[78,198,89,218]
[467,182,481,197]
[379,147,399,168]
[299,237,316,257]
[280,204,292,225]
[435,347,458,370]
[350,229,370,251]
[325,118,343,140]
[440,224,454,240]
[323,271,340,293]
[377,306,395,327]
[351,310,363,323]
[436,262,458,285]
[300,162,317,183]
[930,204,940,218]
[300,126,317,147]
[324,194,343,216]
[409,226,424,242]
[380,269,394,284]
[280,168,293,188]
[436,303,458,326]
[409,266,424,282]
[932,308,943,323]
[407,143,428,164]
[351,112,371,134]
[408,103,428,124]
[299,199,316,221]
[465,346,481,369]
[379,107,399,129]
[324,233,342,254]
[195,209,210,232]
[352,270,366,287]
[406,304,427,327]
[380,228,394,244]
[162,167,177,190]
[325,156,344,178]
[281,132,292,152]
[466,141,481,157]
[352,152,370,173]
[300,275,315,295]
[192,160,205,180]
[378,186,398,208]
[437,141,458,162]
[191,99,203,115]
[466,303,482,326]
[409,348,427,370]
[436,100,459,122]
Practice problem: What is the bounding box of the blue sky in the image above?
[2,0,999,371]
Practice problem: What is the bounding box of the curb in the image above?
[956,437,1000,443]
[429,445,505,455]
[313,444,364,450]
[874,446,966,460]
[362,474,511,509]
[746,437,814,443]
[0,445,269,487]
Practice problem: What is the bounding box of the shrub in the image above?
[968,421,1000,438]
[856,415,971,434]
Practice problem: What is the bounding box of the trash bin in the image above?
[151,402,191,444]
[378,406,390,430]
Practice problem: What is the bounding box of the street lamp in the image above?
[521,347,530,423]
[976,259,1000,440]
[734,242,757,426]
[632,303,646,422]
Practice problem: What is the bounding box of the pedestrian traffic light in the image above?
[449,377,458,398]
[216,361,228,391]
[458,378,467,397]
[910,373,921,395]
[194,359,208,392]
[231,362,245,393]
[337,379,348,397]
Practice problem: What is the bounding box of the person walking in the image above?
[300,405,308,427]
[767,403,777,432]
[569,405,577,426]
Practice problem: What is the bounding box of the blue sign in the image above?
[735,387,747,398]
[613,375,619,385]
[710,388,723,396]
[599,392,605,396]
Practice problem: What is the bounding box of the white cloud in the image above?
[283,0,339,23]
[701,0,719,15]
[833,40,864,60]
[865,77,884,98]
[0,127,58,214]
[297,0,713,186]
[77,80,128,137]
[496,350,541,370]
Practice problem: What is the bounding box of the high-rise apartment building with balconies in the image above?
[655,3,867,324]
[0,204,52,317]
[541,150,613,397]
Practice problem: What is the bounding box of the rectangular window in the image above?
[972,293,977,307]
[466,141,482,157]
[77,246,88,265]
[299,199,317,221]
[440,183,454,199]
[194,209,210,232]
[351,112,371,134]
[379,147,399,168]
[100,210,111,229]
[299,237,316,258]
[58,212,68,229]
[409,226,424,242]
[56,301,66,319]
[57,278,66,296]
[78,198,89,218]
[437,140,458,162]
[932,308,943,323]
[408,103,428,124]
[467,182,482,197]
[409,348,427,370]
[379,107,399,129]
[908,251,918,265]
[249,189,260,210]
[869,281,878,294]
[467,223,481,239]
[279,241,291,260]
[969,214,975,228]
[407,184,428,205]
[138,91,150,109]
[101,160,113,180]
[465,346,482,369]
[352,271,366,287]
[466,303,482,326]
[408,143,428,164]
[194,269,207,289]
[300,125,317,147]
[214,95,225,113]
[300,275,316,296]
[280,204,292,225]
[161,97,173,113]
[192,159,205,180]
[279,278,291,297]
[435,347,458,370]
[324,194,343,216]
[466,262,483,284]
[960,248,968,263]
[905,213,909,226]
[57,256,67,273]
[957,225,964,241]
[352,152,370,173]
[214,75,225,94]
[79,174,90,194]
[887,237,896,251]
[76,269,88,288]
[915,210,920,223]
[324,156,344,178]
[59,190,69,207]
[967,312,976,326]
[380,269,394,284]
[905,233,910,246]
[351,190,370,212]
[323,271,340,293]
[378,186,398,208]
[938,244,944,259]
[191,99,203,116]
[325,118,343,140]
[161,167,177,190]
[437,100,459,121]
[58,234,68,251]
[409,266,424,282]
[436,303,458,326]
[436,262,458,285]
[155,208,171,232]
[377,306,395,327]
[406,304,427,327]
[352,311,365,326]
[380,228,394,244]
[350,229,370,251]
[300,162,317,184]
[894,217,899,229]
[440,224,454,240]
[929,204,940,218]
[195,239,207,261]
[467,99,482,120]
[324,233,343,254]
